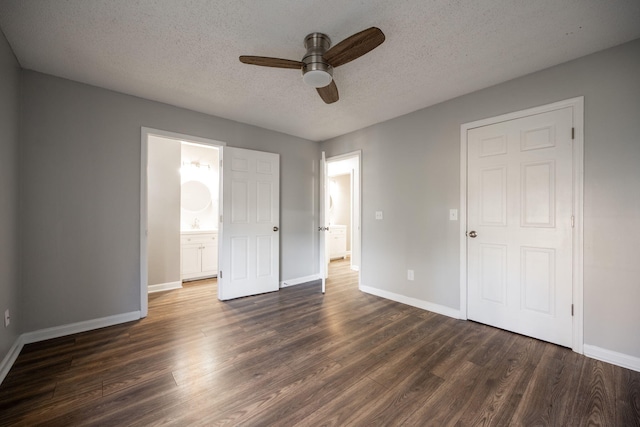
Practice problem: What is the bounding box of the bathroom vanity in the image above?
[181,230,218,281]
[328,225,347,260]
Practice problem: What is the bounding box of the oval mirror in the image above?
[181,180,211,213]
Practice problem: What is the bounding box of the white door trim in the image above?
[140,127,226,318]
[459,97,584,353]
[326,150,362,289]
[320,151,327,292]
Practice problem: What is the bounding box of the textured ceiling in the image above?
[1,1,639,141]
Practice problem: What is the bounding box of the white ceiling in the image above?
[1,1,639,141]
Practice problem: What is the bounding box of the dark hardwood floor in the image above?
[1,259,639,426]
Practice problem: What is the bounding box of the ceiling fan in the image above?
[239,27,385,104]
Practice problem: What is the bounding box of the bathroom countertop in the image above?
[180,229,218,235]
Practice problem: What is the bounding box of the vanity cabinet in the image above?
[181,232,218,280]
[329,225,347,260]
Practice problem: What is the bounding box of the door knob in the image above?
[273,226,279,232]
[468,230,478,238]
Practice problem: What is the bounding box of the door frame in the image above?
[324,150,362,288]
[459,97,584,353]
[140,127,225,318]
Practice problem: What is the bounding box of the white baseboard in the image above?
[280,274,321,288]
[1,310,141,385]
[360,285,461,319]
[584,344,640,373]
[148,281,182,293]
[0,335,25,385]
[21,311,141,345]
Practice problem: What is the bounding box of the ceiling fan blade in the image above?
[323,27,385,67]
[317,80,339,104]
[239,56,303,69]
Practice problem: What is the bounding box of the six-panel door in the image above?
[218,147,280,300]
[467,107,574,347]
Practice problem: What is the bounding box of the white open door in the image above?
[218,147,280,300]
[319,152,328,293]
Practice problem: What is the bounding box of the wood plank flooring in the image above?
[1,259,639,425]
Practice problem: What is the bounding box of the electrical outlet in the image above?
[375,211,383,220]
[4,309,9,327]
[407,270,414,281]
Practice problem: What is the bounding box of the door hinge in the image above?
[219,271,222,278]
[220,215,223,223]
[571,304,574,316]
[571,127,575,140]
[571,215,575,228]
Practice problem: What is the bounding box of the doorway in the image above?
[459,97,584,352]
[140,128,225,317]
[142,129,282,315]
[323,151,361,287]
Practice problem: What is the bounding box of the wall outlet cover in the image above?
[407,269,414,281]
[449,209,458,221]
[375,211,383,220]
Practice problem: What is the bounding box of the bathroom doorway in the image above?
[324,151,361,284]
[179,142,220,283]
[140,128,224,317]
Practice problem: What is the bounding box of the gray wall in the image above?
[147,135,181,286]
[19,71,319,332]
[0,31,20,362]
[321,39,640,358]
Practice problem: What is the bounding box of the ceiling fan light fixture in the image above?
[303,69,333,88]
[301,32,333,88]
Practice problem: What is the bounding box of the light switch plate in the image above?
[375,211,383,220]
[449,209,458,221]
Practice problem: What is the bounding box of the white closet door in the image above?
[467,107,574,347]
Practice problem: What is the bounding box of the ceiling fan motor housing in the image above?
[302,33,333,87]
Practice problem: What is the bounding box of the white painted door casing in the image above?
[219,147,280,300]
[320,152,328,292]
[466,106,575,348]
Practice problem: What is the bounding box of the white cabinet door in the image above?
[181,244,201,277]
[219,147,280,300]
[467,107,574,347]
[201,239,218,274]
[329,226,347,259]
